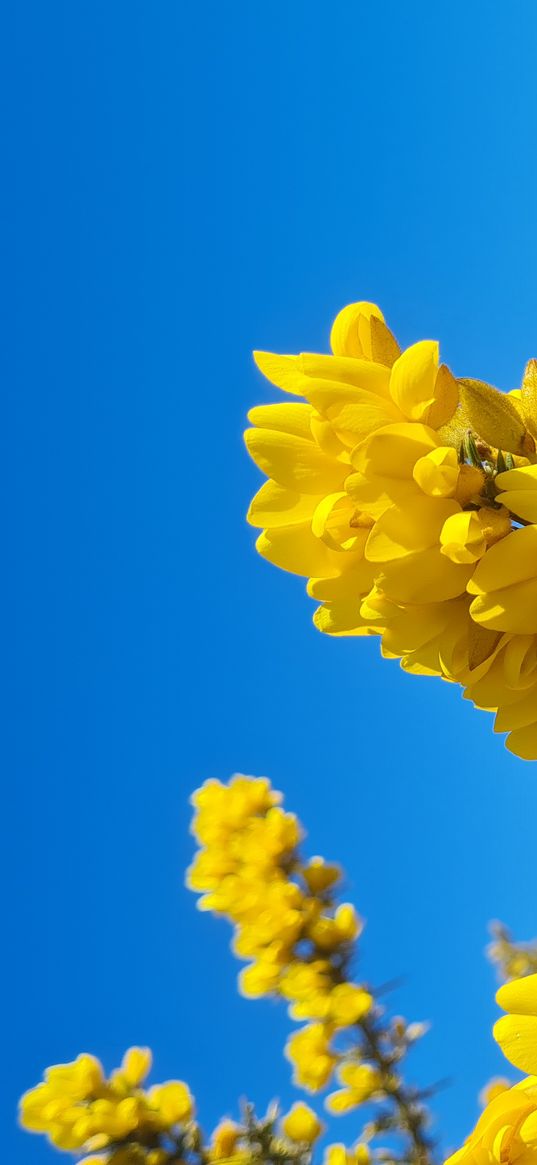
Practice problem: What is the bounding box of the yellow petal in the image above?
[494,684,537,732]
[311,493,359,550]
[148,1081,194,1123]
[506,722,537,761]
[244,428,347,494]
[413,446,459,498]
[496,465,537,492]
[496,490,537,524]
[470,579,537,634]
[309,394,402,449]
[367,497,460,561]
[330,302,386,359]
[468,526,537,595]
[307,557,375,599]
[247,403,315,441]
[257,525,343,578]
[352,422,439,478]
[389,341,439,422]
[301,357,392,397]
[493,1014,537,1074]
[440,511,487,564]
[313,600,378,636]
[120,1046,152,1087]
[253,352,307,396]
[369,314,401,367]
[248,481,324,528]
[426,363,459,429]
[375,547,472,604]
[324,1089,360,1114]
[497,975,537,1018]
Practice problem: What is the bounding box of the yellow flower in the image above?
[280,1101,324,1143]
[209,1119,242,1159]
[148,1080,194,1124]
[302,858,342,894]
[326,1064,383,1114]
[286,1023,337,1092]
[324,1143,371,1165]
[479,1078,512,1107]
[112,1046,152,1089]
[326,984,373,1027]
[19,1048,196,1158]
[444,1079,537,1165]
[244,303,537,759]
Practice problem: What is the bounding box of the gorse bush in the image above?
[245,303,537,760]
[20,307,537,1165]
[19,775,537,1165]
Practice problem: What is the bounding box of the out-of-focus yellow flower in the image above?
[479,1077,512,1107]
[112,1047,152,1090]
[325,1064,383,1114]
[148,1081,194,1123]
[245,301,537,760]
[324,1142,371,1165]
[188,774,375,1092]
[19,1048,195,1159]
[280,1101,324,1143]
[209,1119,242,1159]
[286,1023,337,1092]
[302,858,342,894]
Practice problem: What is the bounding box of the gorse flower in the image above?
[19,1047,194,1162]
[20,1050,324,1165]
[188,774,432,1165]
[245,302,537,760]
[21,775,537,1165]
[446,973,537,1165]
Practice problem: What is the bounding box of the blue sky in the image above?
[4,2,537,1161]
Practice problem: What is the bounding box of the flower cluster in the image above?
[446,973,537,1165]
[245,302,537,760]
[19,1047,195,1164]
[188,775,432,1165]
[488,921,537,982]
[19,1048,331,1165]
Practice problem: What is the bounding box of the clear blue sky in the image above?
[4,2,537,1161]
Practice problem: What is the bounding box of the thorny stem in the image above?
[358,1013,435,1165]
